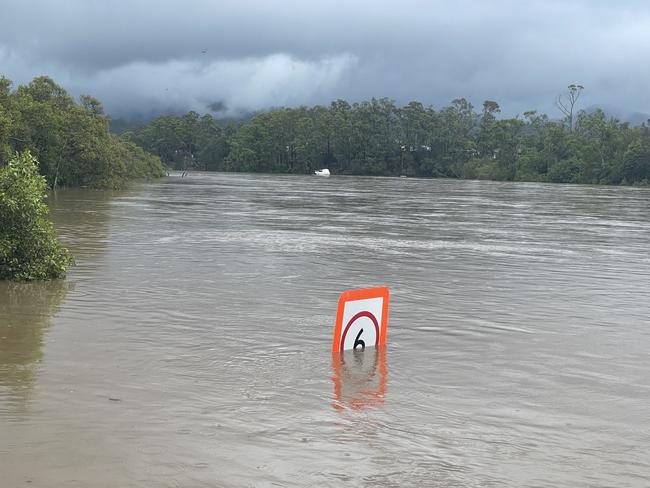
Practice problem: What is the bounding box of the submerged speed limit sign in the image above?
[332,287,389,353]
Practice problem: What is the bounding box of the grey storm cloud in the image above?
[2,0,650,119]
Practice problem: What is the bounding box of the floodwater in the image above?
[1,173,650,487]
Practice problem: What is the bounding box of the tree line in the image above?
[0,76,165,189]
[126,93,650,185]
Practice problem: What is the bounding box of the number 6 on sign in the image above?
[332,287,390,353]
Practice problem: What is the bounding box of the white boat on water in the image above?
[314,168,330,176]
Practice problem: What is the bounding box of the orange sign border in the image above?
[332,286,390,353]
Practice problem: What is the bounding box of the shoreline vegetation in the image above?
[0,76,166,190]
[2,75,648,187]
[125,92,650,186]
[0,151,72,281]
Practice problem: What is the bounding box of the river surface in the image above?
[1,173,650,487]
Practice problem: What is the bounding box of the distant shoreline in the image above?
[164,169,650,188]
[126,98,650,187]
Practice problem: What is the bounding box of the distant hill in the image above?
[109,111,256,134]
[109,118,146,135]
[584,105,650,126]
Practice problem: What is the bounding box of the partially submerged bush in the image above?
[0,151,72,280]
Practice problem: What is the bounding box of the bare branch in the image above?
[556,84,584,131]
[555,96,570,117]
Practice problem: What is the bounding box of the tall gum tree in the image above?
[556,84,584,132]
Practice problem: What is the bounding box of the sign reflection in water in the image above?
[331,347,387,411]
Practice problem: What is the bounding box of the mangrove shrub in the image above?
[0,151,72,280]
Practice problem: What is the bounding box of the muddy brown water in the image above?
[1,173,650,487]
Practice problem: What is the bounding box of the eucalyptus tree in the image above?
[556,84,584,131]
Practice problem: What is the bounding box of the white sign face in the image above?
[339,297,384,351]
[332,287,389,353]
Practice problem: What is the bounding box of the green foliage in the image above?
[548,158,582,184]
[2,74,647,187]
[0,76,165,189]
[127,93,650,186]
[0,151,72,281]
[621,140,650,182]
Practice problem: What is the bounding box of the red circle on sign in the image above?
[340,311,380,352]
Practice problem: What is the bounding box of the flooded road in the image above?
[2,173,650,487]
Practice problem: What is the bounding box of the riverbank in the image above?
[126,99,650,187]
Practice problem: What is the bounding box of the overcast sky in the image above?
[2,0,650,119]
